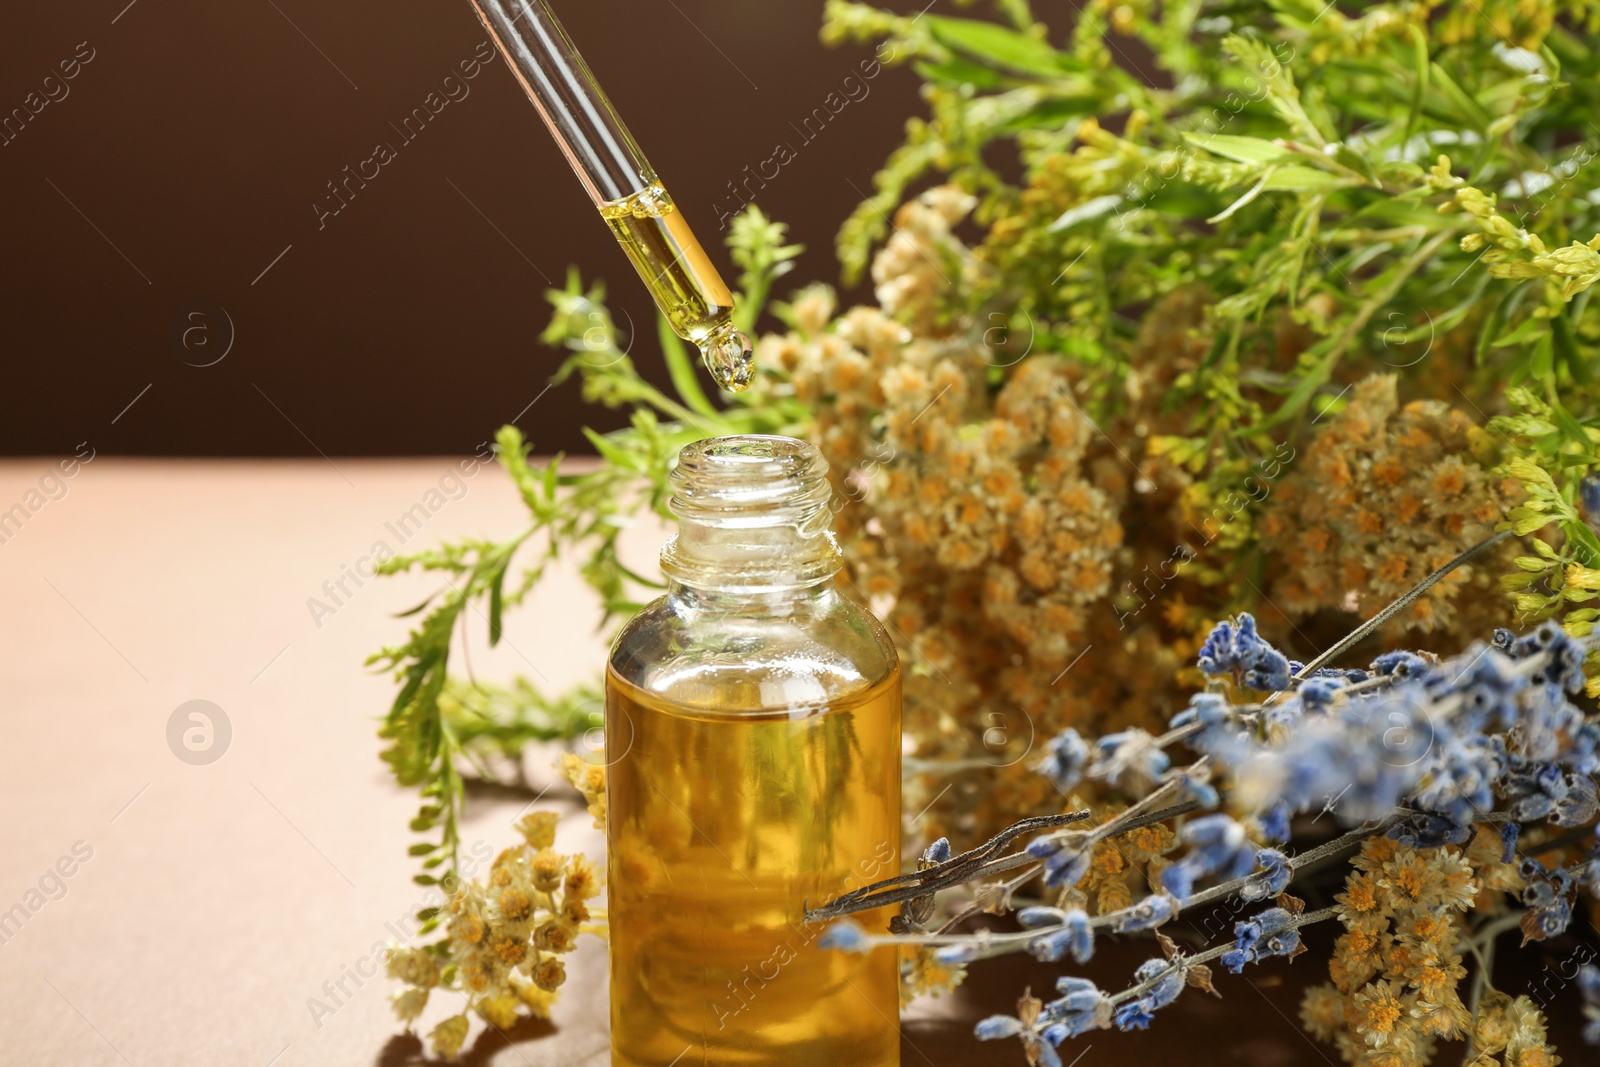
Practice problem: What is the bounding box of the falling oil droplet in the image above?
[700,324,755,393]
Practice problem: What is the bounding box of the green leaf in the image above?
[1049,195,1122,232]
[914,56,1008,89]
[1427,62,1491,131]
[1553,312,1591,384]
[1140,186,1225,218]
[1548,395,1593,451]
[1566,518,1600,567]
[1530,332,1555,378]
[1261,166,1353,191]
[488,562,507,648]
[926,16,1081,76]
[1492,316,1549,349]
[1403,24,1430,144]
[584,427,642,470]
[394,594,438,619]
[1184,133,1292,165]
[1350,197,1454,230]
[1330,144,1380,185]
[1208,172,1270,223]
[1476,287,1515,366]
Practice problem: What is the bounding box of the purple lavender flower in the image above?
[1172,769,1221,810]
[1044,976,1110,1037]
[1257,802,1291,843]
[1027,835,1093,889]
[1499,822,1522,864]
[818,919,872,953]
[1019,906,1095,962]
[1197,613,1293,691]
[1183,815,1257,877]
[1037,728,1089,793]
[976,997,1074,1066]
[1221,907,1301,972]
[934,942,979,964]
[975,1016,1024,1040]
[1373,650,1430,677]
[1093,729,1171,793]
[1580,962,1600,1044]
[1506,762,1571,821]
[1504,622,1586,693]
[1051,976,1105,1014]
[1170,691,1231,731]
[1297,678,1338,710]
[1112,959,1183,1031]
[1582,472,1600,523]
[1160,862,1195,901]
[1239,848,1291,901]
[1111,893,1176,933]
[1520,860,1576,941]
[1554,774,1600,826]
[1162,815,1258,901]
[1388,811,1472,850]
[1112,1001,1154,1030]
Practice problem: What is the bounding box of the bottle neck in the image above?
[660,436,843,596]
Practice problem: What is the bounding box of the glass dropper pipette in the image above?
[467,0,756,392]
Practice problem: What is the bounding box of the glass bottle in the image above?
[605,435,902,1067]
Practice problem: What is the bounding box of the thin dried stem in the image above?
[1291,529,1514,680]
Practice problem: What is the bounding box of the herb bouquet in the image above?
[371,1,1600,1062]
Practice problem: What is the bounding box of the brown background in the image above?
[0,0,925,457]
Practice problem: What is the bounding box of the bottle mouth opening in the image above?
[669,435,833,524]
[662,435,842,589]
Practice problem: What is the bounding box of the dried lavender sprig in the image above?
[804,799,1198,924]
[1103,905,1339,1009]
[1153,670,1403,750]
[822,811,1392,959]
[1175,811,1409,914]
[804,810,1093,922]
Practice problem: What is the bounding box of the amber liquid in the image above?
[605,668,902,1067]
[601,180,734,343]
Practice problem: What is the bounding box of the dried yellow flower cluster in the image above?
[1465,991,1564,1067]
[1302,835,1552,1067]
[899,944,967,1008]
[559,751,607,828]
[1261,374,1516,637]
[386,804,605,1060]
[768,189,1156,842]
[761,186,1513,849]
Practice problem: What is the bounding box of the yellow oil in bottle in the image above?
[605,667,902,1067]
[600,179,754,392]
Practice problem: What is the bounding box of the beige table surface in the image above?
[6,457,1582,1067]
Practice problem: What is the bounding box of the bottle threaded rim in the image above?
[661,435,842,590]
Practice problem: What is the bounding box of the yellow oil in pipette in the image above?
[600,178,754,392]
